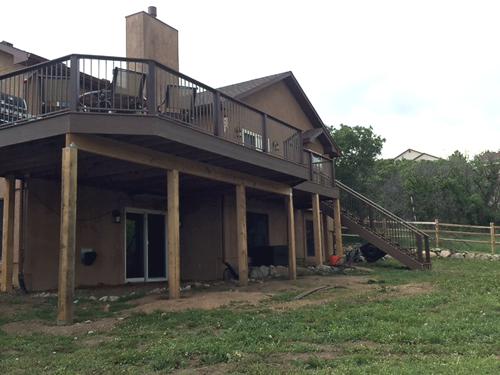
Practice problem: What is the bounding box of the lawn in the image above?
[0,259,499,374]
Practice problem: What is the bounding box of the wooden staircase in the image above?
[322,181,431,270]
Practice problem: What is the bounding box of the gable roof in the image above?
[393,148,441,161]
[0,41,47,66]
[218,72,341,157]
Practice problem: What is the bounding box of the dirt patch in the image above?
[370,282,434,302]
[131,291,269,314]
[1,317,121,336]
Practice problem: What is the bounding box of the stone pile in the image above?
[249,264,341,280]
[430,248,500,261]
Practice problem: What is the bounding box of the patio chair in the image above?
[110,67,146,111]
[159,84,197,123]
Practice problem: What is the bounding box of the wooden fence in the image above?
[407,220,498,254]
[341,220,499,254]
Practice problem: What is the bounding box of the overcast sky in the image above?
[2,0,499,158]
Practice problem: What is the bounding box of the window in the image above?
[0,199,3,261]
[242,129,263,151]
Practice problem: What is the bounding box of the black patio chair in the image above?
[159,84,197,123]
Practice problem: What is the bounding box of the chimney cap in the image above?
[148,6,157,18]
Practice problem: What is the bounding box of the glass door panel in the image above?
[147,213,166,279]
[126,212,145,280]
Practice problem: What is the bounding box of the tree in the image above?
[328,124,385,192]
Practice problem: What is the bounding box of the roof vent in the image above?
[148,6,157,18]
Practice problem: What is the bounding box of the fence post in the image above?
[491,222,496,255]
[434,219,440,248]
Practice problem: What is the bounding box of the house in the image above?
[393,148,441,161]
[0,7,430,324]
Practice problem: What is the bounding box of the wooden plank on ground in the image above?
[57,147,78,324]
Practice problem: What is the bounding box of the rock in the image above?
[250,267,265,279]
[451,253,465,259]
[440,250,451,258]
[273,265,289,278]
[259,265,270,278]
[108,296,119,302]
[149,287,166,294]
[296,266,314,276]
[98,296,109,302]
[180,285,192,292]
[465,252,476,259]
[316,264,333,274]
[429,251,437,258]
[89,296,97,301]
[103,304,110,313]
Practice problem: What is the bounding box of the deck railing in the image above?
[0,54,307,165]
[336,180,431,263]
[304,149,334,187]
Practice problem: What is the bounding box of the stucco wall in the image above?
[242,81,326,154]
[24,179,166,291]
[14,178,332,291]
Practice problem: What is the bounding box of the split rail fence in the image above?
[341,220,498,254]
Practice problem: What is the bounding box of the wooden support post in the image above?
[1,176,15,293]
[57,147,78,324]
[491,222,496,255]
[334,198,344,257]
[286,192,297,280]
[312,193,323,265]
[236,184,248,286]
[324,215,334,259]
[434,219,440,248]
[167,169,180,299]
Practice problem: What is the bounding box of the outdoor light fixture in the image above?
[112,210,122,224]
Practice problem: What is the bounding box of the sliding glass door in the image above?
[125,209,167,282]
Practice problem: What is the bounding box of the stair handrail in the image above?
[335,180,429,239]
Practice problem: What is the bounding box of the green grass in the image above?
[1,259,499,374]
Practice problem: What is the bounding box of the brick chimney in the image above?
[126,6,179,70]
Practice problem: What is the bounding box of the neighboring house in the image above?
[394,149,441,161]
[0,41,46,75]
[0,7,430,324]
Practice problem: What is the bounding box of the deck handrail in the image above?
[336,180,429,237]
[336,180,430,263]
[0,53,306,164]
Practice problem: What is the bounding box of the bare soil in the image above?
[0,275,434,337]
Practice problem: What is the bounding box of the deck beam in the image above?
[334,198,344,257]
[236,184,248,286]
[167,169,181,299]
[286,193,297,280]
[57,146,78,324]
[1,176,15,293]
[312,193,324,265]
